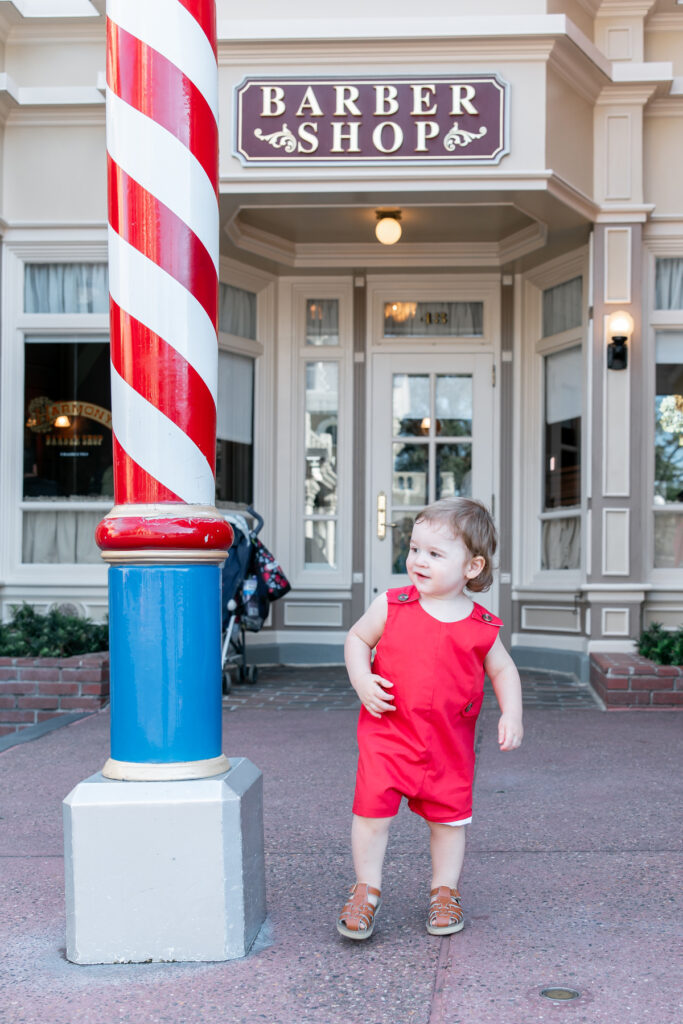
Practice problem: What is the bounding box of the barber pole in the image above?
[96,0,232,779]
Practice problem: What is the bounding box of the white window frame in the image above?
[217,256,275,533]
[516,250,588,590]
[0,234,111,586]
[275,277,353,590]
[645,240,683,586]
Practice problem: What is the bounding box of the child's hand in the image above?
[353,673,395,719]
[498,713,523,751]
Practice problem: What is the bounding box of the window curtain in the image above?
[542,277,582,337]
[545,347,582,424]
[24,264,109,314]
[655,258,683,310]
[217,351,254,444]
[218,283,257,339]
[542,517,581,570]
[22,510,103,564]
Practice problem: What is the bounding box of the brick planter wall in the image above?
[0,652,109,736]
[590,653,683,709]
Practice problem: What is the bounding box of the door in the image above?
[369,353,495,599]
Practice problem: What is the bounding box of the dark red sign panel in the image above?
[234,75,509,165]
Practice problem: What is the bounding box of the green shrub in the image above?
[0,603,108,658]
[638,622,683,667]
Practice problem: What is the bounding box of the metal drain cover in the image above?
[540,988,580,1001]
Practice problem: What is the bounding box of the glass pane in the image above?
[393,374,429,436]
[544,346,581,510]
[384,301,483,337]
[216,440,253,505]
[392,444,428,506]
[218,283,256,339]
[654,512,683,568]
[305,519,336,568]
[391,515,415,575]
[24,337,113,501]
[436,375,472,436]
[305,362,338,515]
[306,299,339,346]
[542,277,582,337]
[22,509,102,564]
[655,333,683,504]
[655,258,683,310]
[24,263,108,314]
[437,444,472,498]
[541,517,581,570]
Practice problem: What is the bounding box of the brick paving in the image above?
[223,664,602,711]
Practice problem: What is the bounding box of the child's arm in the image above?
[345,593,395,719]
[484,636,524,751]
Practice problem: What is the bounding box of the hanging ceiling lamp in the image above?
[375,210,402,245]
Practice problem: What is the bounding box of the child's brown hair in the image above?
[414,497,497,592]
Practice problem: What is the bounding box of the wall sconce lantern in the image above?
[375,210,402,245]
[606,310,633,371]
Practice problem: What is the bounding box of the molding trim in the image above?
[225,212,548,269]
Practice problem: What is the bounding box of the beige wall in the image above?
[5,40,102,86]
[644,112,683,214]
[2,123,106,222]
[546,67,594,196]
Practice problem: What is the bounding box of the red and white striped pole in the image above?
[96,0,233,780]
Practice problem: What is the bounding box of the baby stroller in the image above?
[220,507,290,693]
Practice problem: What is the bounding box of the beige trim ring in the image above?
[102,754,231,781]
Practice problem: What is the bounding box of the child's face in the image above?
[406,519,485,600]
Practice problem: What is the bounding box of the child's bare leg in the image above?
[351,814,392,891]
[428,822,467,890]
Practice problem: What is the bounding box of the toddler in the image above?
[337,497,523,940]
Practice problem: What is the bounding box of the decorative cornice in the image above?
[595,0,657,15]
[594,203,655,222]
[646,13,683,32]
[226,211,548,269]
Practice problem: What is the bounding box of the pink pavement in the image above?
[0,699,680,1024]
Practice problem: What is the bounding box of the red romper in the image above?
[352,585,502,823]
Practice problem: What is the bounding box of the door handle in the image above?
[377,492,397,540]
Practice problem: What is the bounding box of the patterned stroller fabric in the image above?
[220,508,291,688]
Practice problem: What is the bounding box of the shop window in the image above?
[542,277,582,337]
[304,361,338,568]
[218,283,256,339]
[23,336,112,563]
[383,300,483,337]
[655,258,683,310]
[24,263,108,314]
[216,350,254,506]
[541,345,581,570]
[654,332,683,568]
[306,299,339,346]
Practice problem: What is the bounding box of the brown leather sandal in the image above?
[427,885,465,936]
[336,882,381,940]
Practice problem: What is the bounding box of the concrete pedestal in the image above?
[63,758,266,964]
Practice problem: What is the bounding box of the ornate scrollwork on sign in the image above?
[254,123,297,153]
[443,121,488,151]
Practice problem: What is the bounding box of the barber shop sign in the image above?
[234,75,508,165]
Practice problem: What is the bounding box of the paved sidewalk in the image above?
[0,675,680,1024]
[223,664,602,711]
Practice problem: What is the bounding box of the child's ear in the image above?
[466,555,486,580]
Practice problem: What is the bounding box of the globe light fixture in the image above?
[54,415,71,428]
[375,211,402,245]
[606,310,634,371]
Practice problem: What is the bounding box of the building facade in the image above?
[1,0,682,676]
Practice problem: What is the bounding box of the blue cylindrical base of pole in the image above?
[104,564,226,778]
